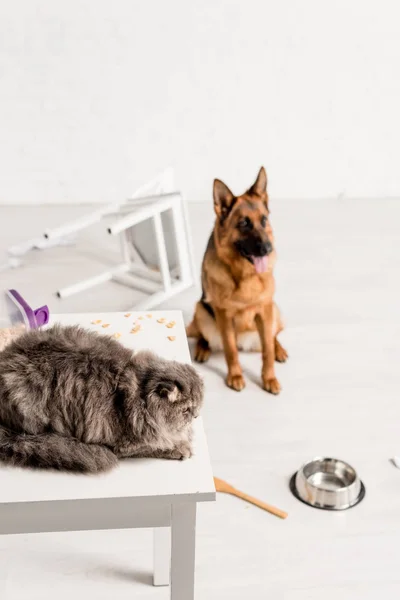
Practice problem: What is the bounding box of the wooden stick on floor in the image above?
[214,477,288,520]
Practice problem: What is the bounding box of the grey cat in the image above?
[0,324,203,473]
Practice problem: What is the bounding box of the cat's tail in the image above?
[0,425,118,473]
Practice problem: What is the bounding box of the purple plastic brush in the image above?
[5,289,49,330]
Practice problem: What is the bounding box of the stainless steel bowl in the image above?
[290,457,365,510]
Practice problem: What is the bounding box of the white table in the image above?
[0,311,215,599]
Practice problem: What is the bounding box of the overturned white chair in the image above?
[2,169,196,311]
[56,190,196,311]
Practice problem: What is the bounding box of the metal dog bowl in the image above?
[290,457,365,510]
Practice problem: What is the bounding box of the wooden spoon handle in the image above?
[233,488,288,519]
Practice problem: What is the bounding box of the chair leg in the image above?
[152,212,171,292]
[170,503,196,600]
[153,527,171,586]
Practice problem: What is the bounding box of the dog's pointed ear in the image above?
[248,167,268,196]
[213,179,236,221]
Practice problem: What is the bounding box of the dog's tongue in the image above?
[252,256,268,273]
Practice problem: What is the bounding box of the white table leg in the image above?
[153,527,171,586]
[171,503,197,600]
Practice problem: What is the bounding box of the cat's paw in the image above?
[262,376,281,395]
[170,442,192,460]
[226,373,246,392]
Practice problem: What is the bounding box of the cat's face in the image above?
[137,352,204,430]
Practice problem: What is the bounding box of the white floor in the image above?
[1,199,400,599]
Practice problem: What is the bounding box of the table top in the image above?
[0,311,215,505]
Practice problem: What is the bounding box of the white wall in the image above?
[0,0,399,205]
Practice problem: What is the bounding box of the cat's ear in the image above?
[157,381,179,402]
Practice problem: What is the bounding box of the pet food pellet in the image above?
[130,325,141,334]
[166,321,176,329]
[124,313,131,318]
[157,318,166,323]
[91,319,102,325]
[138,316,144,320]
[113,332,122,339]
[167,336,176,341]
[102,323,110,328]
[146,314,152,318]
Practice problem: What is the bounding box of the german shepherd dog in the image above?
[186,167,287,394]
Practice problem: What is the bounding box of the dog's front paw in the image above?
[262,376,281,395]
[226,373,246,392]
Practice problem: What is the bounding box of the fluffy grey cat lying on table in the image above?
[0,325,203,473]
